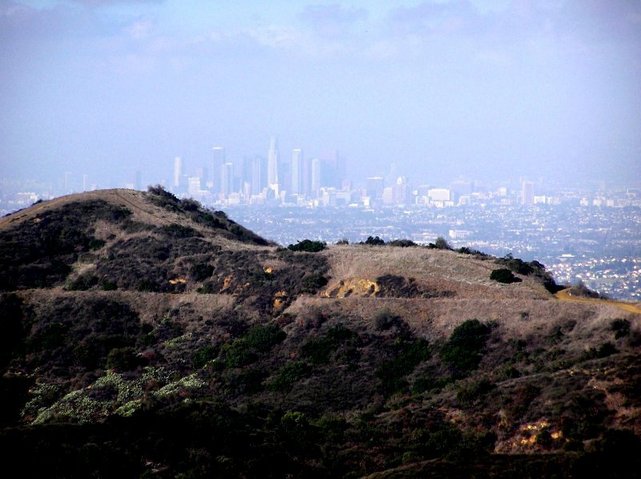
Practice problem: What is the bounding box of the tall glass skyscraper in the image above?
[291,148,303,195]
[173,156,183,191]
[212,146,225,193]
[267,137,279,192]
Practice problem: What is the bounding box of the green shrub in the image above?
[160,224,201,238]
[584,342,618,359]
[363,236,385,246]
[223,324,286,368]
[280,410,312,440]
[388,239,416,247]
[192,344,219,369]
[611,319,631,339]
[373,309,401,331]
[376,339,430,394]
[456,378,495,405]
[32,322,69,349]
[148,184,177,200]
[268,361,311,392]
[496,254,537,275]
[244,324,286,352]
[301,273,328,293]
[223,367,266,395]
[223,341,258,368]
[136,279,160,292]
[66,274,99,291]
[300,337,335,365]
[0,200,130,290]
[506,383,541,419]
[190,263,214,282]
[457,246,488,256]
[106,347,139,371]
[287,240,326,253]
[312,414,347,443]
[100,280,117,291]
[180,198,201,212]
[0,294,24,368]
[432,236,452,250]
[411,375,451,394]
[88,239,106,250]
[410,423,464,459]
[147,185,181,211]
[568,280,603,298]
[495,254,563,293]
[490,268,522,284]
[440,319,491,374]
[300,325,358,365]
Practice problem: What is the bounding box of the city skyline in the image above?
[3,138,641,210]
[2,1,640,188]
[3,128,641,213]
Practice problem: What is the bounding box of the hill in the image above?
[1,188,641,478]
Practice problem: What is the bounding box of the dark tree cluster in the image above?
[287,239,326,252]
[490,268,522,284]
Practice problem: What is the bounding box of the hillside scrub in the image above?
[490,268,522,284]
[0,200,131,290]
[387,239,417,247]
[440,319,492,375]
[222,324,286,368]
[567,280,604,299]
[287,239,326,252]
[2,190,641,477]
[2,284,639,476]
[430,236,452,250]
[300,324,359,365]
[363,235,386,245]
[376,338,431,394]
[147,185,270,245]
[496,254,563,293]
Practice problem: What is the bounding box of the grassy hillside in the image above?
[1,189,640,478]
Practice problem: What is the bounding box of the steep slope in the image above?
[1,189,640,478]
[0,187,273,292]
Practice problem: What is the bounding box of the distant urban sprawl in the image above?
[2,138,640,301]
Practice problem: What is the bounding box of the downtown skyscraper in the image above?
[173,156,184,191]
[267,137,279,194]
[212,146,225,194]
[290,148,303,195]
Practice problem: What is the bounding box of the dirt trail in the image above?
[555,288,641,315]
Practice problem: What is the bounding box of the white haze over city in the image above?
[1,0,640,187]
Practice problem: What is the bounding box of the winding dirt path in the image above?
[555,288,641,315]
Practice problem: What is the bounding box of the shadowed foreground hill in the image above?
[1,188,641,478]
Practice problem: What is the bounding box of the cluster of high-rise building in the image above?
[172,138,346,205]
[5,136,641,212]
[169,137,559,209]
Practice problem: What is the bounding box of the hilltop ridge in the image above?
[1,189,640,478]
[0,187,271,293]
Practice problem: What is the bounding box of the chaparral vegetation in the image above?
[0,188,640,478]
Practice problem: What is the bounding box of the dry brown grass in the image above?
[323,245,551,301]
[283,244,640,351]
[19,288,235,327]
[0,189,273,254]
[288,283,639,351]
[556,288,641,314]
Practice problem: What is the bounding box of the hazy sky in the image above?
[1,0,640,187]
